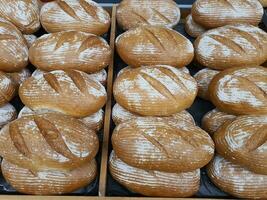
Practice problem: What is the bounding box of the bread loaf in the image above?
[112,103,195,126]
[0,71,16,106]
[208,155,267,199]
[259,0,267,7]
[185,14,206,38]
[29,31,111,73]
[202,109,236,135]
[194,68,219,100]
[116,0,180,30]
[23,34,37,47]
[18,106,104,132]
[214,115,267,175]
[40,0,110,35]
[112,117,214,173]
[209,66,267,115]
[0,103,17,128]
[116,26,194,68]
[113,65,198,116]
[192,0,263,28]
[19,70,107,117]
[0,0,40,34]
[0,18,28,72]
[7,68,31,86]
[109,151,200,197]
[194,24,267,70]
[2,159,97,195]
[0,113,99,172]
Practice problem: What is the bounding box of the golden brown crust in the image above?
[2,159,97,195]
[259,0,267,7]
[116,26,194,68]
[7,68,31,88]
[213,115,267,175]
[109,151,200,197]
[112,117,214,173]
[192,0,263,28]
[29,31,111,73]
[0,71,16,106]
[40,0,110,35]
[209,66,267,115]
[207,155,267,199]
[185,14,206,38]
[113,65,198,116]
[116,0,180,30]
[19,70,107,117]
[194,24,267,70]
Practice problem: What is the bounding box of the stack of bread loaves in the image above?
[0,0,111,195]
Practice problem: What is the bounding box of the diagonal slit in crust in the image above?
[57,0,80,20]
[44,73,62,93]
[65,70,87,94]
[79,0,98,20]
[77,35,100,53]
[143,28,165,51]
[245,125,267,152]
[151,8,172,23]
[130,10,150,25]
[54,32,76,51]
[220,0,236,11]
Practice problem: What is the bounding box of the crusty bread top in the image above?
[185,14,206,38]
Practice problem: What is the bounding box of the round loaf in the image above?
[113,65,198,116]
[0,71,16,106]
[29,31,111,73]
[19,70,107,117]
[40,0,110,35]
[192,0,263,29]
[116,26,194,68]
[18,106,104,131]
[112,117,214,173]
[209,66,267,115]
[112,103,195,126]
[259,0,267,7]
[116,0,180,30]
[0,18,28,72]
[185,14,206,38]
[109,151,200,197]
[23,34,37,48]
[194,24,267,70]
[2,159,97,195]
[0,103,17,129]
[202,109,236,135]
[7,68,31,86]
[194,68,219,100]
[207,155,267,199]
[214,115,267,175]
[0,113,99,172]
[0,0,40,34]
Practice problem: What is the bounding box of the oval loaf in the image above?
[29,31,111,73]
[0,0,40,34]
[112,117,214,173]
[113,65,198,116]
[19,70,107,117]
[214,115,267,175]
[109,151,200,197]
[192,0,263,28]
[208,156,267,199]
[0,71,16,106]
[116,26,194,68]
[185,14,206,38]
[0,113,99,172]
[194,24,267,70]
[116,0,180,30]
[40,0,110,35]
[209,66,267,115]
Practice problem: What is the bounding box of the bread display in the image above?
[116,26,194,68]
[23,34,37,48]
[192,0,263,28]
[0,71,16,106]
[209,66,267,115]
[202,109,236,135]
[0,103,17,128]
[18,106,104,132]
[112,103,195,126]
[29,31,111,73]
[194,24,267,70]
[113,65,198,116]
[207,155,267,199]
[109,151,200,197]
[19,70,107,117]
[0,18,28,72]
[214,115,267,175]
[40,0,110,35]
[112,117,214,173]
[194,68,219,100]
[0,0,40,34]
[185,14,206,38]
[116,0,180,30]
